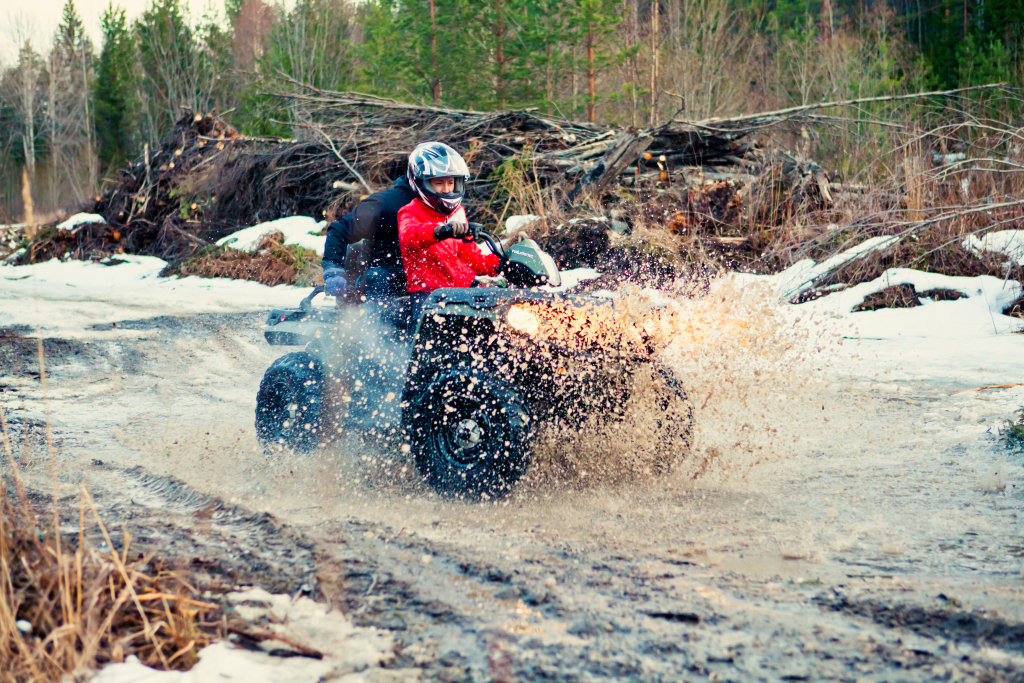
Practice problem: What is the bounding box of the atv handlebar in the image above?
[300,285,325,312]
[464,222,507,261]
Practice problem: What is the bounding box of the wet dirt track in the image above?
[2,307,1023,682]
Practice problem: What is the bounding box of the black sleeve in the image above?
[323,216,352,266]
[323,193,387,266]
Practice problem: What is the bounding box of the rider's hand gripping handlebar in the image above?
[466,223,508,263]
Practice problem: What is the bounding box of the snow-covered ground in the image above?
[1,256,310,340]
[964,229,1024,266]
[744,264,1023,384]
[92,589,403,683]
[0,253,601,340]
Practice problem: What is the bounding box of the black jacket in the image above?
[322,175,416,271]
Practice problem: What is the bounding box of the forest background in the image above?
[0,0,1020,223]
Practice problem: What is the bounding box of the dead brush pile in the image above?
[747,89,1024,314]
[15,82,1024,303]
[16,84,833,282]
[0,481,225,679]
[170,231,323,287]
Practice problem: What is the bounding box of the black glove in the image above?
[434,221,470,241]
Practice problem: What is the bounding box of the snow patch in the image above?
[736,235,1023,343]
[505,214,543,233]
[731,247,1024,382]
[56,212,105,232]
[546,267,601,292]
[818,268,1019,318]
[771,235,899,299]
[92,591,396,683]
[216,216,328,255]
[0,256,317,339]
[963,229,1024,265]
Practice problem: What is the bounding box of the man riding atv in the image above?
[256,143,694,501]
[398,142,500,317]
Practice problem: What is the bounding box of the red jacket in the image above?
[398,199,499,293]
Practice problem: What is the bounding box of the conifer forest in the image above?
[2,0,1023,222]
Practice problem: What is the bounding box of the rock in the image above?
[504,214,543,234]
[567,613,605,637]
[492,586,524,601]
[6,411,66,429]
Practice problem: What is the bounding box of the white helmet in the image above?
[407,141,470,215]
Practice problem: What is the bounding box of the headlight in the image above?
[506,304,540,335]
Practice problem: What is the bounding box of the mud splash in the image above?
[525,274,844,492]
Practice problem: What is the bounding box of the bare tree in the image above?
[6,15,41,225]
[663,0,753,120]
[649,0,658,124]
[137,0,225,146]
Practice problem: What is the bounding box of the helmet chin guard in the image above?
[407,142,471,216]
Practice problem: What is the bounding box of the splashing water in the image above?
[525,274,843,492]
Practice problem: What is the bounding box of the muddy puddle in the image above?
[2,281,1022,680]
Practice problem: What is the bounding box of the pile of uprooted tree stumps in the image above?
[15,83,841,277]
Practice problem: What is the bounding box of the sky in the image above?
[0,0,234,63]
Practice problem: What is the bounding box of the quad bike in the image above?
[256,225,692,500]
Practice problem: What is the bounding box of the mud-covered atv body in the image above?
[257,229,691,500]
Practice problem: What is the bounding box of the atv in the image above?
[256,225,692,500]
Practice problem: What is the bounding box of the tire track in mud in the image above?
[8,425,1024,681]
[81,463,319,595]
[308,514,1024,682]
[4,307,1024,681]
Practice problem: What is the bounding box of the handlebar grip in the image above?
[300,285,325,312]
[461,222,483,243]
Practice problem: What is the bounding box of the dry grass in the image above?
[1006,410,1024,448]
[851,284,920,312]
[484,144,570,233]
[169,231,323,287]
[0,458,225,680]
[0,341,225,681]
[1005,296,1024,318]
[745,92,1024,306]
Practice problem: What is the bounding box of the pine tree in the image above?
[95,3,138,172]
[356,0,483,108]
[574,0,621,121]
[48,0,98,202]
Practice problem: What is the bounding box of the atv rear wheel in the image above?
[256,352,324,453]
[406,371,533,501]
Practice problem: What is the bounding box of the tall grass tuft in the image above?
[0,346,224,681]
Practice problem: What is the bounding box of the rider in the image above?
[321,173,416,300]
[398,142,500,312]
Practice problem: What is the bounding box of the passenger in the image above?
[398,142,500,315]
[321,173,416,301]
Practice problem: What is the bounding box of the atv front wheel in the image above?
[645,362,694,474]
[406,371,533,500]
[256,352,324,453]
